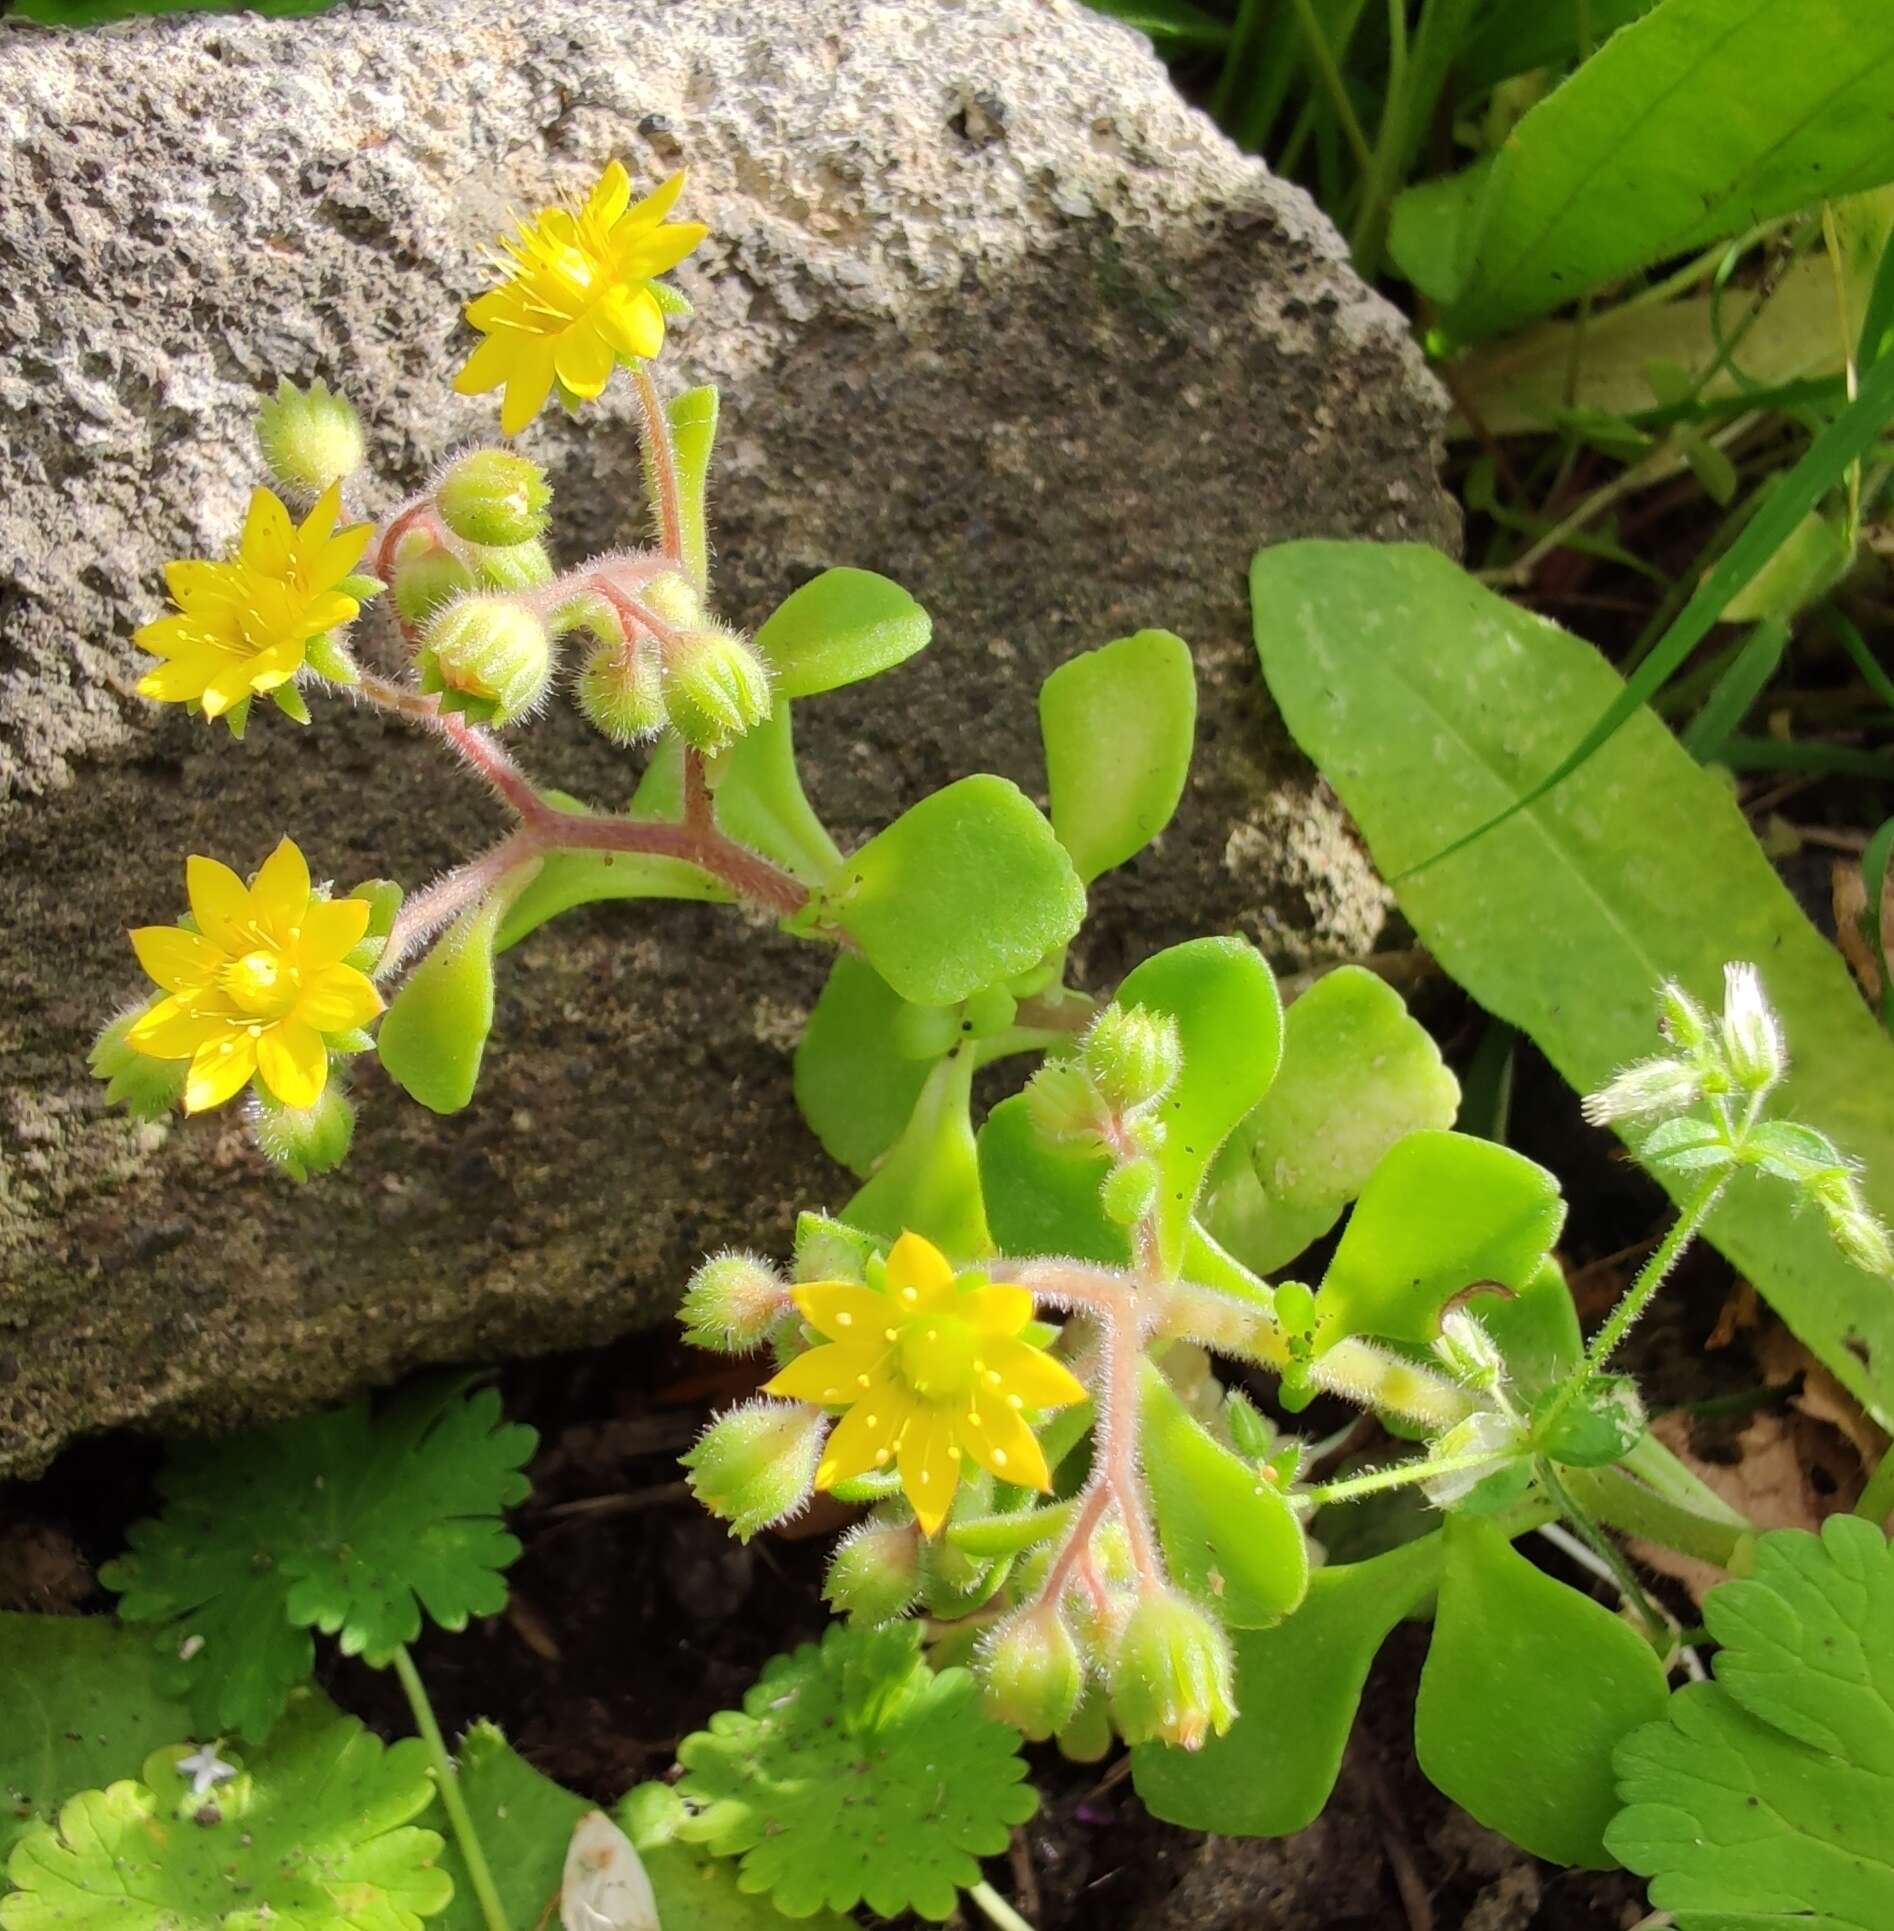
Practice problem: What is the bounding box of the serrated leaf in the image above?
[753,568,931,699]
[794,956,935,1177]
[0,1613,192,1863]
[1039,630,1195,884]
[1416,1515,1668,1868]
[1203,966,1460,1276]
[1133,1532,1442,1835]
[1312,1130,1565,1354]
[675,1622,1035,1921]
[976,1092,1128,1267]
[820,777,1085,1006]
[101,1380,535,1740]
[0,1697,449,1931]
[1609,1517,1894,1929]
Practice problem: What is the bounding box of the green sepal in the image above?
[335,572,386,604]
[1531,1374,1647,1468]
[269,683,312,725]
[89,1009,188,1120]
[221,695,251,740]
[754,567,932,699]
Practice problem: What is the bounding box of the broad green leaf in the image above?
[1203,966,1460,1276]
[976,1092,1128,1267]
[1038,630,1196,883]
[1469,1256,1585,1398]
[844,1049,990,1260]
[1608,1516,1894,1930]
[1416,1516,1668,1868]
[820,776,1085,1006]
[1114,937,1284,1274]
[1139,1365,1309,1627]
[1132,1532,1443,1835]
[795,956,936,1177]
[1253,540,1894,1428]
[753,567,932,699]
[1312,1130,1564,1354]
[664,385,717,592]
[0,1614,192,1863]
[1454,0,1660,91]
[711,702,845,888]
[1392,0,1894,341]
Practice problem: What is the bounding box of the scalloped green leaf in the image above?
[976,1092,1128,1267]
[1204,965,1460,1276]
[1312,1130,1565,1355]
[1133,1532,1443,1835]
[1608,1515,1894,1930]
[675,1623,1035,1922]
[0,1697,449,1931]
[820,777,1085,1006]
[1417,1515,1668,1868]
[753,567,931,699]
[100,1380,535,1741]
[1039,629,1196,883]
[794,956,934,1177]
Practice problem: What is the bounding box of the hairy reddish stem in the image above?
[634,364,685,565]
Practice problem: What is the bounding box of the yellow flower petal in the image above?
[586,159,632,227]
[296,962,382,1032]
[240,488,295,577]
[455,330,515,395]
[626,220,708,277]
[961,1283,1033,1337]
[885,1231,956,1312]
[956,1397,1052,1491]
[250,837,312,928]
[184,1030,257,1113]
[595,288,666,359]
[627,169,686,227]
[897,1406,961,1537]
[792,1282,892,1343]
[297,896,372,967]
[314,524,373,584]
[980,1336,1089,1411]
[137,654,221,704]
[764,1339,887,1406]
[186,854,254,951]
[299,483,343,550]
[816,1392,909,1490]
[500,350,559,436]
[127,994,224,1060]
[256,1019,327,1109]
[553,324,617,398]
[200,657,257,719]
[131,925,224,994]
[164,559,231,608]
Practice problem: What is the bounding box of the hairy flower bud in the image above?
[979,1606,1084,1740]
[1581,1055,1701,1127]
[391,539,475,623]
[578,642,668,745]
[1720,962,1786,1094]
[664,627,773,751]
[1107,1589,1236,1752]
[1422,1409,1525,1506]
[90,1006,188,1120]
[1657,980,1712,1053]
[248,1081,356,1183]
[255,376,364,498]
[681,1250,789,1353]
[682,1398,825,1542]
[824,1518,923,1625]
[1811,1171,1894,1277]
[1100,1155,1161,1227]
[1023,1060,1110,1146]
[1081,1004,1182,1114]
[1433,1308,1506,1391]
[417,596,552,725]
[437,449,552,547]
[471,538,555,593]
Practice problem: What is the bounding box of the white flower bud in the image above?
[1433,1308,1505,1391]
[1720,962,1786,1094]
[1422,1410,1524,1507]
[1581,1056,1701,1127]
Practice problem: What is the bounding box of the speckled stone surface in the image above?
[0,0,1453,1472]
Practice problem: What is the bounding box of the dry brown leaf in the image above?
[1705,1280,1761,1351]
[1756,1324,1890,1474]
[1832,856,1892,1005]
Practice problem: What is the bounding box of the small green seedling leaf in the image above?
[821,776,1085,1006]
[0,1613,192,1863]
[1140,1365,1309,1628]
[675,1622,1035,1922]
[1113,936,1284,1274]
[101,1379,535,1741]
[1609,1515,1894,1930]
[1416,1515,1668,1868]
[1313,1130,1565,1354]
[1039,629,1196,883]
[753,567,932,699]
[795,956,935,1177]
[1133,1532,1443,1835]
[664,384,718,592]
[1204,965,1460,1275]
[843,1049,990,1259]
[0,1697,449,1931]
[976,1092,1129,1267]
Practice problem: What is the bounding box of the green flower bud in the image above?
[303,630,360,686]
[577,642,668,745]
[1057,1683,1115,1763]
[664,627,773,752]
[1107,1588,1236,1752]
[550,590,624,643]
[1272,1278,1317,1341]
[437,449,552,547]
[1432,1307,1505,1391]
[1581,1055,1701,1127]
[1081,1003,1182,1114]
[471,538,555,593]
[248,1081,355,1182]
[978,1606,1084,1741]
[392,540,475,623]
[90,1006,187,1120]
[825,1518,923,1625]
[1100,1155,1161,1227]
[792,1214,876,1286]
[417,596,552,726]
[1023,1060,1110,1146]
[683,1398,825,1542]
[1657,980,1711,1053]
[342,879,404,972]
[255,376,363,498]
[641,571,705,630]
[1814,1175,1894,1277]
[681,1249,789,1353]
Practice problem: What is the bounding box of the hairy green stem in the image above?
[392,1645,512,1931]
[1299,1444,1516,1508]
[1539,1460,1669,1646]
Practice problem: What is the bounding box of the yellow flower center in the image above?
[224,947,298,1019]
[898,1312,980,1402]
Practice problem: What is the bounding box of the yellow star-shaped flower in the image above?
[126,837,382,1114]
[764,1231,1088,1536]
[454,161,708,435]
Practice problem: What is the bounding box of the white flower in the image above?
[1582,1055,1701,1127]
[177,1742,237,1797]
[1422,1410,1524,1507]
[1720,962,1785,1094]
[1433,1308,1505,1391]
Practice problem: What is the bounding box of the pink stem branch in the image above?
[633,363,685,565]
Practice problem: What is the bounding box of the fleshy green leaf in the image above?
[1391,0,1894,342]
[1113,937,1284,1274]
[100,1380,535,1740]
[843,1048,990,1259]
[794,956,936,1177]
[820,776,1085,1006]
[0,1613,193,1864]
[1469,1256,1585,1398]
[1038,630,1196,883]
[1203,966,1460,1276]
[976,1092,1128,1266]
[1253,539,1894,1428]
[1139,1365,1309,1628]
[675,1622,1036,1922]
[664,385,717,592]
[1312,1130,1564,1354]
[708,702,845,889]
[1133,1532,1443,1835]
[1416,1515,1668,1868]
[0,1697,449,1931]
[1608,1516,1894,1930]
[753,568,931,699]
